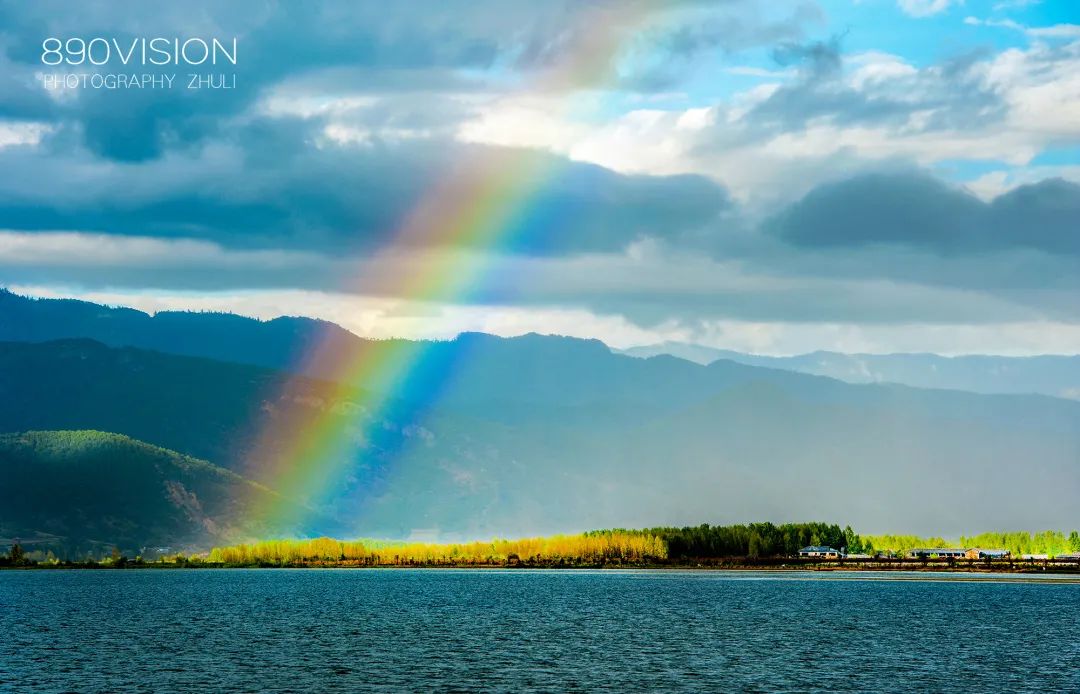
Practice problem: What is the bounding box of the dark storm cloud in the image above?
[0,0,584,160]
[0,116,731,255]
[0,0,735,257]
[769,172,1080,256]
[0,0,760,256]
[0,0,833,159]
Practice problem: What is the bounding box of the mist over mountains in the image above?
[620,342,1080,400]
[1,289,1078,552]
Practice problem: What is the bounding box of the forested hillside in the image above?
[0,431,308,558]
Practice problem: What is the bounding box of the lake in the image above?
[2,569,1078,692]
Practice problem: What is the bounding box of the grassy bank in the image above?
[5,523,1080,570]
[207,532,667,566]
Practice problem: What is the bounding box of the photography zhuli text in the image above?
[39,36,237,90]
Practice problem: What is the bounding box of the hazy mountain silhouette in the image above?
[0,288,362,376]
[620,341,1080,400]
[6,289,1078,401]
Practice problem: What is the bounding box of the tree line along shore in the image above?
[4,523,1080,570]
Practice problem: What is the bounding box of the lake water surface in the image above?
[2,569,1078,692]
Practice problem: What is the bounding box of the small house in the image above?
[906,548,967,559]
[799,546,841,559]
[965,548,1010,560]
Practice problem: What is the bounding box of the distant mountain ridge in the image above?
[0,290,860,413]
[0,288,364,377]
[4,289,1078,400]
[619,341,1080,400]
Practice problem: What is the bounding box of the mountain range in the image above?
[619,341,1080,400]
[1,289,1078,554]
[8,290,1080,401]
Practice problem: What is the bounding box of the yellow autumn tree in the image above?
[208,531,667,566]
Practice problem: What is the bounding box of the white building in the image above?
[799,546,841,559]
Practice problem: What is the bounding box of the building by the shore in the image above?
[907,548,967,559]
[906,547,1010,559]
[965,548,1010,559]
[798,546,841,559]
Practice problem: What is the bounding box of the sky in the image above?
[0,0,1078,355]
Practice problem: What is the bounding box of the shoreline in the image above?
[5,559,1080,576]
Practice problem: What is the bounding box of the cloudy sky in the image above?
[1,0,1078,355]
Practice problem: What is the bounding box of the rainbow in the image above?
[244,4,659,532]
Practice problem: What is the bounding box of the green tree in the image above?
[1069,531,1080,552]
[843,526,863,554]
[748,533,762,558]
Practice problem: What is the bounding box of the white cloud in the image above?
[692,319,1080,356]
[846,51,919,89]
[456,93,597,153]
[965,165,1080,199]
[458,38,1080,206]
[259,93,380,120]
[964,15,1080,39]
[964,170,1013,200]
[724,66,795,78]
[5,231,1079,355]
[0,122,51,148]
[321,123,436,146]
[897,0,959,18]
[992,0,1041,9]
[1029,24,1080,39]
[981,43,1080,140]
[0,230,330,270]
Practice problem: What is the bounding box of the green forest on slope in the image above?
[0,431,308,558]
